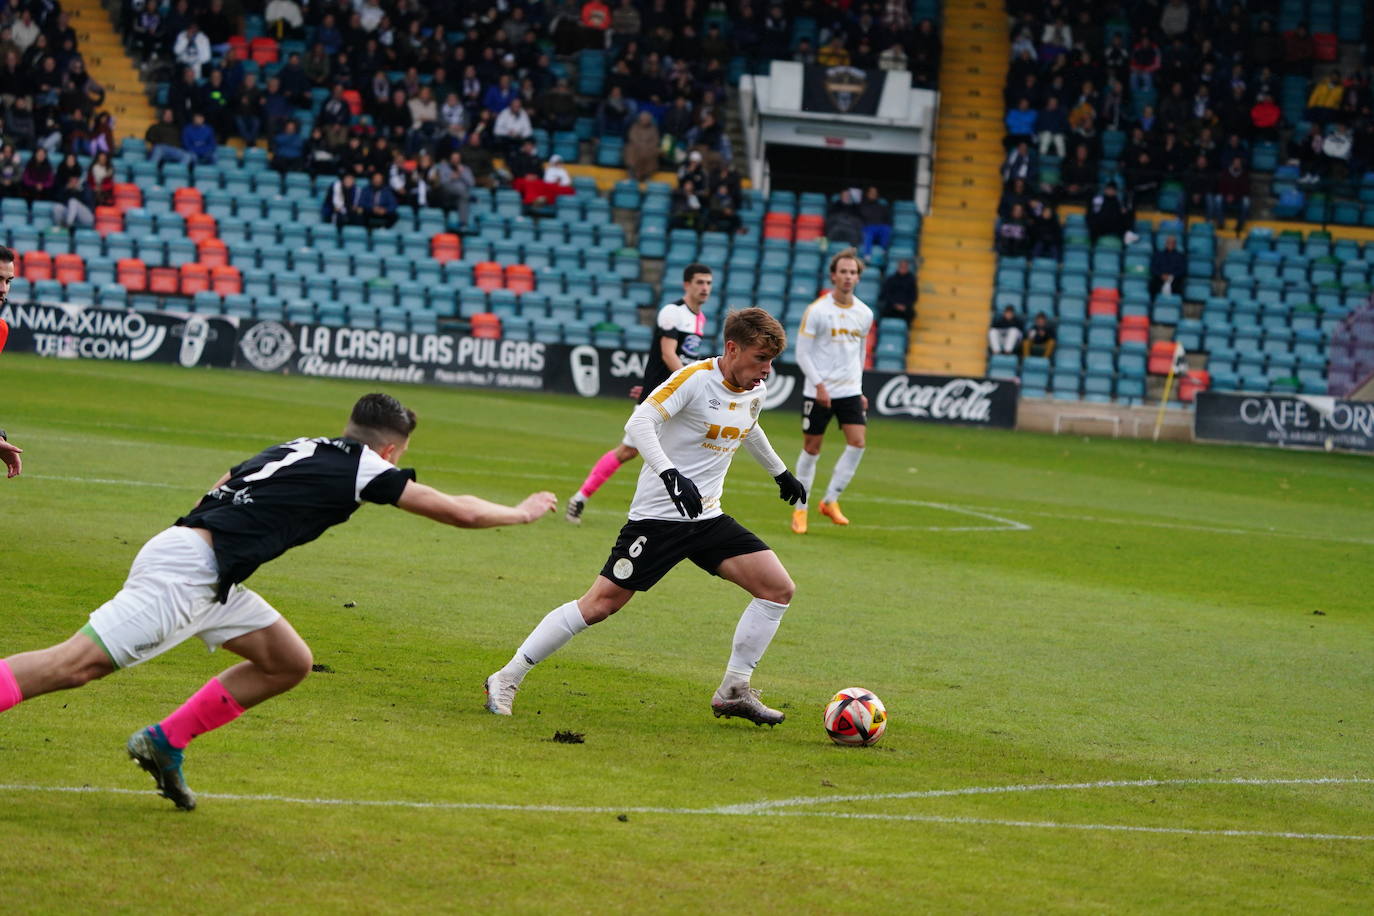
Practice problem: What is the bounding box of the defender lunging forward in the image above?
[487,309,807,724]
[565,263,714,524]
[791,248,874,534]
[0,394,556,810]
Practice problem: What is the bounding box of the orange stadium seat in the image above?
[504,264,535,293]
[186,213,217,243]
[196,238,229,268]
[53,253,85,284]
[470,313,502,339]
[1119,315,1150,345]
[1089,286,1120,303]
[793,214,824,242]
[250,37,279,65]
[1179,370,1210,402]
[112,183,142,210]
[473,261,504,291]
[148,266,180,294]
[1088,297,1118,317]
[117,258,147,292]
[211,265,242,295]
[430,232,462,262]
[94,205,123,236]
[341,90,364,116]
[21,250,53,280]
[179,262,211,294]
[227,35,249,60]
[1147,340,1178,375]
[173,186,204,217]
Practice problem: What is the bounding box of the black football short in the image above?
[599,514,771,592]
[802,394,866,434]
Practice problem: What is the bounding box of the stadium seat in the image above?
[179,262,211,294]
[470,313,502,339]
[505,264,536,294]
[94,206,123,236]
[431,233,462,262]
[211,265,242,295]
[186,213,217,244]
[148,266,179,295]
[53,253,84,284]
[20,250,53,281]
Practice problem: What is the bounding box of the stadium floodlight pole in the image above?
[1152,342,1186,442]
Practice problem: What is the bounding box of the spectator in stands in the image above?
[1322,122,1353,182]
[263,75,294,140]
[1149,234,1186,297]
[463,131,495,187]
[1248,18,1284,73]
[596,84,634,139]
[131,4,163,63]
[1039,17,1071,65]
[86,150,114,207]
[1283,22,1315,79]
[858,186,892,258]
[271,119,307,173]
[670,179,704,230]
[323,171,360,225]
[1059,144,1097,202]
[147,107,190,164]
[1030,204,1063,260]
[825,188,865,247]
[408,85,440,152]
[988,306,1024,355]
[1291,123,1325,183]
[624,110,660,181]
[539,78,578,132]
[493,97,533,158]
[172,21,211,78]
[998,177,1030,220]
[685,110,731,164]
[706,181,742,234]
[878,258,916,322]
[1004,97,1037,147]
[1183,152,1219,223]
[995,202,1031,257]
[1087,182,1133,243]
[483,73,518,115]
[0,145,21,197]
[1037,96,1068,158]
[180,110,216,165]
[19,147,55,201]
[1306,71,1345,126]
[879,41,908,73]
[232,72,264,147]
[676,148,706,190]
[1159,0,1190,38]
[1128,30,1161,95]
[433,150,475,226]
[1002,139,1035,185]
[1215,156,1251,233]
[53,163,93,228]
[357,170,398,228]
[817,34,850,68]
[389,149,428,211]
[543,153,572,189]
[199,67,232,139]
[166,65,200,125]
[1021,311,1056,359]
[317,83,353,148]
[610,0,641,50]
[1249,92,1282,141]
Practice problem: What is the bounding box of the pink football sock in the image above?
[0,660,22,712]
[577,449,624,498]
[158,677,245,749]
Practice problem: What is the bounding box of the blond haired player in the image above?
[790,247,874,534]
[485,309,807,725]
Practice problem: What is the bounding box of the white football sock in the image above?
[721,598,789,691]
[794,450,819,511]
[501,600,588,682]
[823,445,865,504]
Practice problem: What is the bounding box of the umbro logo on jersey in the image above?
[708,398,722,409]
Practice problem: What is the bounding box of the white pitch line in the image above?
[25,474,182,489]
[1,777,1370,841]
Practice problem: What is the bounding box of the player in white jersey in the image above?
[790,247,874,534]
[0,394,557,810]
[564,264,714,524]
[486,308,809,725]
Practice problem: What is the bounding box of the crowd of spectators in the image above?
[998,0,1374,251]
[105,0,941,231]
[0,1,130,225]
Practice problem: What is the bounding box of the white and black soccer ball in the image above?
[823,687,887,746]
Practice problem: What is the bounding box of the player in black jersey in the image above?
[0,393,556,810]
[565,263,714,524]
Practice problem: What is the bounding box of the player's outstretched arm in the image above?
[396,481,557,528]
[1,439,22,478]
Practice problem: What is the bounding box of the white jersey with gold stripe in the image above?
[625,358,769,522]
[795,293,873,399]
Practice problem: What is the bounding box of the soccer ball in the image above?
[823,687,887,746]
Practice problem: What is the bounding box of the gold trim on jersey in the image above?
[650,358,715,410]
[798,297,825,337]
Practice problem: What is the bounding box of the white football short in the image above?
[87,526,281,669]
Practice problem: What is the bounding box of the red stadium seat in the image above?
[173,186,204,217]
[1119,315,1150,345]
[470,313,502,339]
[196,238,229,268]
[112,183,142,211]
[1179,370,1210,402]
[53,253,85,284]
[1088,298,1118,317]
[763,224,793,241]
[1089,287,1120,303]
[793,214,824,242]
[430,232,462,262]
[186,213,217,244]
[20,250,53,280]
[249,37,279,65]
[1147,340,1178,375]
[211,265,242,295]
[341,90,363,116]
[474,261,504,292]
[227,35,249,60]
[117,258,147,292]
[504,264,535,294]
[179,262,211,294]
[95,205,123,236]
[148,266,180,294]
[1313,33,1338,61]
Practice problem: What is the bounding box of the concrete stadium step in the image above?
[68,0,156,141]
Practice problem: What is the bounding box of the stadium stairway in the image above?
[68,0,156,141]
[907,1,1007,377]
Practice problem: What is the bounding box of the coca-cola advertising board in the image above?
[861,372,1018,427]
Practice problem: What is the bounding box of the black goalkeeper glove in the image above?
[659,468,703,519]
[774,469,806,506]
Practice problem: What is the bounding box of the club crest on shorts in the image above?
[613,558,634,580]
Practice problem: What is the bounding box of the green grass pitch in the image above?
[0,353,1371,911]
